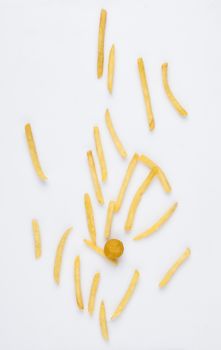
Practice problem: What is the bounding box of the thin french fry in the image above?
[159,248,191,288]
[94,126,107,182]
[25,123,47,181]
[97,9,107,78]
[104,200,115,239]
[88,272,100,315]
[137,58,155,131]
[162,63,187,116]
[114,153,139,212]
[133,203,178,241]
[100,301,109,341]
[32,219,41,258]
[107,44,115,93]
[84,193,96,244]
[74,256,84,310]
[87,151,104,205]
[125,168,157,231]
[105,109,127,159]
[111,270,140,320]
[54,227,73,284]
[84,239,117,265]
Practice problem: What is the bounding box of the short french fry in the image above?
[84,193,96,244]
[94,126,107,182]
[54,227,73,284]
[32,219,41,258]
[105,109,127,159]
[107,44,115,93]
[88,272,100,315]
[104,201,115,239]
[97,9,107,78]
[87,151,104,205]
[100,301,109,341]
[74,256,84,310]
[84,239,117,265]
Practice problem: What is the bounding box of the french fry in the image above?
[97,9,107,78]
[74,256,84,310]
[114,153,139,212]
[25,123,47,181]
[32,219,41,258]
[84,239,117,265]
[111,270,140,320]
[94,126,107,182]
[87,151,104,205]
[107,44,115,93]
[162,63,187,116]
[100,301,109,341]
[137,58,155,131]
[125,168,157,231]
[159,248,191,288]
[104,200,115,239]
[53,227,73,284]
[105,109,127,159]
[88,272,100,316]
[133,203,178,241]
[84,193,96,244]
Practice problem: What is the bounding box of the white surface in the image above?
[0,0,221,349]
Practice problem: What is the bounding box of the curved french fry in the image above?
[84,193,96,244]
[111,270,140,320]
[105,109,127,159]
[94,127,107,182]
[133,203,178,241]
[97,9,107,78]
[104,200,115,239]
[87,151,104,205]
[25,124,47,181]
[107,44,115,93]
[162,63,187,116]
[100,301,109,341]
[74,256,84,310]
[88,272,100,315]
[84,239,117,265]
[32,219,41,258]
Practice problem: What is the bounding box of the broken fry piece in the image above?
[74,256,84,310]
[137,58,155,131]
[133,202,178,241]
[84,193,96,244]
[25,123,47,181]
[105,109,127,159]
[94,126,107,182]
[84,239,117,265]
[107,44,115,93]
[88,272,100,316]
[87,151,104,205]
[159,248,191,288]
[53,227,73,285]
[162,63,188,116]
[32,219,41,258]
[100,301,109,341]
[111,270,139,320]
[97,9,107,78]
[104,200,115,239]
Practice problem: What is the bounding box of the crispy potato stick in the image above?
[104,200,115,239]
[97,9,107,78]
[159,248,191,288]
[87,151,104,205]
[88,272,100,316]
[84,193,96,244]
[25,124,47,181]
[125,168,157,231]
[114,153,139,212]
[84,239,117,265]
[54,227,73,284]
[137,58,155,131]
[111,270,140,320]
[32,219,41,258]
[133,203,178,241]
[100,301,109,341]
[105,109,127,159]
[107,44,115,93]
[74,256,84,310]
[162,63,188,116]
[94,126,107,182]
[140,154,171,193]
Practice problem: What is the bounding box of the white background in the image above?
[0,0,221,349]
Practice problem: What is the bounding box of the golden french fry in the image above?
[159,248,191,288]
[105,109,127,159]
[133,203,178,241]
[53,227,73,284]
[162,63,187,116]
[32,219,41,259]
[25,123,47,181]
[111,270,139,320]
[100,301,109,341]
[114,153,139,212]
[87,151,104,205]
[94,126,107,182]
[84,193,96,244]
[83,239,117,265]
[104,200,115,239]
[107,44,115,93]
[97,9,107,78]
[137,58,155,131]
[74,256,84,310]
[125,168,157,231]
[88,272,100,316]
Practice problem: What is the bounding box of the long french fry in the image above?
[97,9,107,78]
[100,301,109,341]
[107,44,115,93]
[159,248,191,288]
[74,256,84,310]
[32,219,41,258]
[84,239,117,265]
[111,270,140,320]
[162,63,187,116]
[137,58,155,131]
[125,168,157,231]
[104,200,115,239]
[133,203,178,241]
[87,151,104,205]
[94,126,107,182]
[88,272,100,315]
[54,227,73,284]
[105,109,127,159]
[25,123,47,181]
[84,193,96,244]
